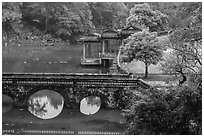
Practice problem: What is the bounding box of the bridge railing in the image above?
[2,73,151,89]
[2,72,130,78]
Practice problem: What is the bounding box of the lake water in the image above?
[2,44,125,134]
[2,92,125,135]
[2,44,110,74]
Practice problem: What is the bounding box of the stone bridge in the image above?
[2,73,150,109]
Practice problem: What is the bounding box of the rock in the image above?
[5,123,9,126]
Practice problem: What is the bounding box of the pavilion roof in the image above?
[101,29,119,39]
[79,33,101,42]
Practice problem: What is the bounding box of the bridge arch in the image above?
[78,91,110,109]
[3,83,130,110]
[23,85,71,108]
[22,85,111,109]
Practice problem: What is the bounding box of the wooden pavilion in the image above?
[79,26,142,66]
[79,34,102,65]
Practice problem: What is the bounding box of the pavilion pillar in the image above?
[83,44,86,59]
[102,41,105,54]
[87,44,91,58]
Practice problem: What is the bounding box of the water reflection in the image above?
[2,94,14,114]
[28,90,64,119]
[80,96,101,115]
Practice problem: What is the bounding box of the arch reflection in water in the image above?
[2,94,14,114]
[28,90,64,119]
[80,96,101,115]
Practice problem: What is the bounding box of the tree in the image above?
[161,2,202,79]
[109,3,129,29]
[89,2,128,32]
[126,3,168,32]
[121,29,164,77]
[122,2,202,135]
[21,2,95,43]
[2,2,22,34]
[2,2,129,44]
[120,3,169,77]
[54,2,95,42]
[161,39,201,75]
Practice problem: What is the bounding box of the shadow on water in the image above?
[82,119,125,131]
[2,90,125,134]
[2,94,14,114]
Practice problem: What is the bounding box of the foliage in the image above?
[2,2,22,35]
[21,2,95,43]
[124,2,143,10]
[89,2,128,32]
[149,2,181,30]
[126,3,168,32]
[169,2,202,43]
[161,41,201,75]
[2,2,129,44]
[175,2,202,29]
[122,3,202,134]
[123,75,202,134]
[2,2,22,22]
[121,29,164,77]
[161,2,202,75]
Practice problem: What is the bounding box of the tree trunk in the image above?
[177,68,187,86]
[145,63,148,78]
[45,18,48,32]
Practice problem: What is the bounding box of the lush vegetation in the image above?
[121,29,164,77]
[2,2,202,135]
[2,2,128,45]
[126,3,168,32]
[123,74,201,134]
[162,2,202,75]
[121,2,202,135]
[120,3,169,77]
